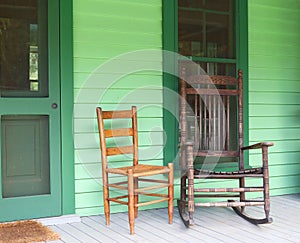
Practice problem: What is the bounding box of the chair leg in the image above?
[187,167,194,225]
[103,174,110,226]
[178,170,195,227]
[177,175,190,227]
[187,144,194,225]
[262,146,271,221]
[128,169,135,234]
[134,178,138,218]
[178,168,195,227]
[168,163,174,224]
[231,146,272,224]
[239,177,245,213]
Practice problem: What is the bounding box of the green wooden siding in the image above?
[73,0,300,217]
[248,0,300,195]
[73,0,165,216]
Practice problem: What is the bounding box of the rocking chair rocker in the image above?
[177,68,274,226]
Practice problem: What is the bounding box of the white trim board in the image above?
[36,214,81,226]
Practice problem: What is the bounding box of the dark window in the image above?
[178,0,236,76]
[162,0,248,165]
[0,0,48,97]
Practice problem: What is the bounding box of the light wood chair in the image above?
[177,69,274,226]
[96,106,174,234]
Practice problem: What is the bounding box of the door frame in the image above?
[60,0,75,215]
[0,0,75,220]
[0,0,74,220]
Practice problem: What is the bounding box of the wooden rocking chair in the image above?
[96,106,174,234]
[177,69,274,226]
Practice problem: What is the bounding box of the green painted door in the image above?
[0,0,61,221]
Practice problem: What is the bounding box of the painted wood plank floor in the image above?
[48,194,300,243]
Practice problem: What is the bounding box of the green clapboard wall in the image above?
[73,0,300,216]
[248,0,300,195]
[73,0,166,216]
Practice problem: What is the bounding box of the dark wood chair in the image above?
[96,106,174,234]
[177,69,274,226]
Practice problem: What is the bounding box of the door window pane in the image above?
[0,0,48,97]
[178,0,235,59]
[180,61,236,76]
[178,10,203,56]
[203,0,230,12]
[178,0,203,9]
[206,13,235,58]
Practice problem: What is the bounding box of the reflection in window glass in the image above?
[178,0,235,60]
[30,24,38,81]
[178,10,203,56]
[180,61,236,77]
[206,13,235,58]
[0,0,48,97]
[204,0,230,12]
[178,0,203,8]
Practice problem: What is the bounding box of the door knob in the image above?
[52,103,58,109]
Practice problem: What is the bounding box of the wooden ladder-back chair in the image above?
[177,69,274,226]
[96,106,174,234]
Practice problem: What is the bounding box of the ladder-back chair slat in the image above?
[102,110,133,119]
[104,128,133,138]
[106,146,134,156]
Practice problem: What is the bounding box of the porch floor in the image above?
[49,194,300,242]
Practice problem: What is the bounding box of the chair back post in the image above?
[237,69,244,169]
[179,67,188,173]
[96,107,109,180]
[132,106,138,166]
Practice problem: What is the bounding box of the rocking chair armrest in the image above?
[241,142,274,151]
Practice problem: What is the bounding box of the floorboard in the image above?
[43,194,300,243]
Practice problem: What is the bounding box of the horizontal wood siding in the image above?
[73,0,300,217]
[248,0,300,195]
[73,0,165,216]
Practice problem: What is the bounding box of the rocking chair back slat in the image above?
[181,69,241,158]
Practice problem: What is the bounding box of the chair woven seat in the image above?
[195,167,263,176]
[107,164,171,176]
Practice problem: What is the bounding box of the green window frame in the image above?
[162,0,249,166]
